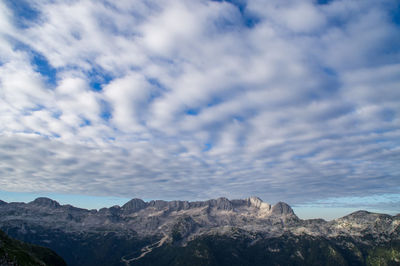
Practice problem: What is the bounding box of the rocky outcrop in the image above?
[271,201,294,215]
[207,197,233,211]
[29,197,60,208]
[122,198,147,213]
[171,216,198,241]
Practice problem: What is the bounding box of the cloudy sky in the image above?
[0,0,399,218]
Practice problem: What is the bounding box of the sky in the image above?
[0,0,399,219]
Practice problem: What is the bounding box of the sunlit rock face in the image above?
[248,196,271,210]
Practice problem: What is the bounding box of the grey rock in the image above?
[148,200,169,210]
[271,202,294,215]
[207,197,233,210]
[172,215,198,241]
[167,200,190,211]
[29,197,60,208]
[122,198,146,213]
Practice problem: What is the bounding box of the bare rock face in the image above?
[247,196,272,212]
[122,198,147,213]
[171,215,198,241]
[29,197,61,208]
[248,196,265,208]
[271,202,294,216]
[207,197,233,211]
[167,201,190,211]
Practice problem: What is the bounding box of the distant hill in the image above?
[0,196,399,265]
[0,228,66,266]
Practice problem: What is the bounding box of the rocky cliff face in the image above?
[0,197,399,266]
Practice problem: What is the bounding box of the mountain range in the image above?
[0,196,399,265]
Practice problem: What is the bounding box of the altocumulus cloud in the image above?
[0,0,399,210]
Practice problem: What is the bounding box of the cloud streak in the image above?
[0,0,399,208]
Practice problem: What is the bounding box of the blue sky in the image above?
[0,0,399,219]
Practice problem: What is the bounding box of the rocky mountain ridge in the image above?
[0,196,399,265]
[0,197,299,237]
[0,197,398,240]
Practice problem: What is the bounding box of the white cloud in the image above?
[247,0,326,33]
[140,1,201,55]
[0,0,399,208]
[103,73,153,133]
[0,1,15,37]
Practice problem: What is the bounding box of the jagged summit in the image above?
[0,196,298,239]
[0,195,302,248]
[206,197,233,210]
[1,196,292,214]
[118,196,285,213]
[2,196,296,220]
[29,197,60,208]
[246,196,271,210]
[248,196,263,204]
[109,196,295,215]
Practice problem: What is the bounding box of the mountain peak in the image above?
[248,196,263,204]
[271,201,294,215]
[0,200,7,205]
[205,197,233,210]
[247,196,271,210]
[122,198,146,213]
[29,197,60,208]
[347,210,371,216]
